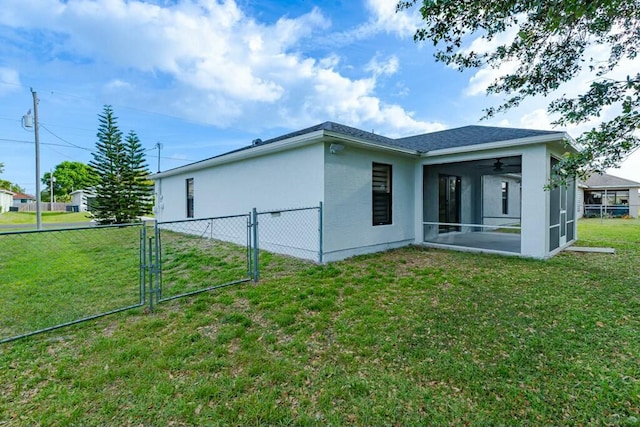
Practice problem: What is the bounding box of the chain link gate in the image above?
[144,214,254,308]
[2,205,322,343]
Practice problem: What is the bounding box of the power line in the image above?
[0,138,196,162]
[0,79,213,129]
[40,124,93,151]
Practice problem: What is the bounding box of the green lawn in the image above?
[1,219,639,425]
[0,211,92,225]
[0,225,143,339]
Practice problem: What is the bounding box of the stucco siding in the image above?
[323,144,416,261]
[0,191,13,213]
[155,143,325,221]
[482,174,521,226]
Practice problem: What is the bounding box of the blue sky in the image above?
[1,0,639,194]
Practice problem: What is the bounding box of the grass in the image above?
[0,225,142,338]
[1,219,639,425]
[0,211,92,225]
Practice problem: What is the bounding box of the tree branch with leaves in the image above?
[398,0,640,184]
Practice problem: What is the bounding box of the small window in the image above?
[186,178,194,218]
[501,181,509,215]
[372,163,392,225]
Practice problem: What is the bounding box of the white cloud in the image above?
[0,0,443,135]
[365,55,399,77]
[105,79,132,91]
[519,108,553,129]
[465,61,519,96]
[326,0,421,44]
[364,0,421,37]
[0,67,21,95]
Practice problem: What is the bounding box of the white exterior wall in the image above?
[154,143,325,261]
[481,174,521,227]
[0,190,13,213]
[322,144,416,261]
[71,190,95,212]
[519,145,549,258]
[155,143,325,221]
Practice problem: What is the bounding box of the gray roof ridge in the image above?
[153,121,569,177]
[397,124,561,141]
[583,172,640,187]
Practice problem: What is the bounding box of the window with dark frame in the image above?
[372,162,392,225]
[186,178,194,218]
[501,181,509,215]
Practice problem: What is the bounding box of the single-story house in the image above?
[70,189,97,212]
[151,121,579,262]
[578,173,640,218]
[12,192,35,207]
[0,188,15,213]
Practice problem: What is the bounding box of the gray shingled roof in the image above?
[394,125,561,151]
[256,122,563,152]
[258,121,398,147]
[155,121,567,176]
[583,173,640,188]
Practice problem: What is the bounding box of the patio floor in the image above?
[424,231,521,254]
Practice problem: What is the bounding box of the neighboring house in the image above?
[577,173,640,218]
[12,192,35,207]
[0,188,15,213]
[70,189,97,212]
[152,121,579,262]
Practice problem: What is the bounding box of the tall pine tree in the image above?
[90,105,152,224]
[123,130,153,220]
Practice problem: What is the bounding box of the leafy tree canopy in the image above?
[398,0,640,183]
[42,161,98,199]
[0,179,24,194]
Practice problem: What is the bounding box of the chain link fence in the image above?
[255,205,322,264]
[155,214,253,302]
[0,224,145,343]
[1,204,323,343]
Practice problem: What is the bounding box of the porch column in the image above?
[414,162,424,244]
[630,188,639,218]
[520,146,548,258]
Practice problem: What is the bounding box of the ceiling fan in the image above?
[479,158,521,172]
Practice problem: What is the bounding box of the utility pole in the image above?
[31,88,42,229]
[50,169,56,208]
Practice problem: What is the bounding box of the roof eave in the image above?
[151,130,326,179]
[583,184,640,189]
[324,131,418,156]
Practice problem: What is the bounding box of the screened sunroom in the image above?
[422,155,523,254]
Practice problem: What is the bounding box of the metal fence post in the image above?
[148,235,155,311]
[318,201,323,264]
[252,207,259,282]
[140,224,147,305]
[246,214,252,278]
[154,221,162,301]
